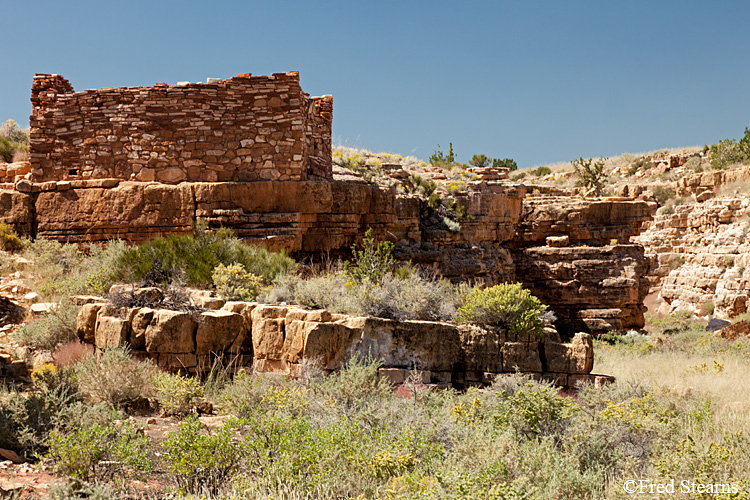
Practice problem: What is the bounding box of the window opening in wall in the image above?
[68,169,78,176]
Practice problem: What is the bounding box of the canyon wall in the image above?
[635,196,750,318]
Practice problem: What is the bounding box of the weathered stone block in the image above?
[501,342,542,372]
[195,310,244,354]
[145,310,196,353]
[76,303,104,344]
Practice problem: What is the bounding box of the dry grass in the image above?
[595,332,750,432]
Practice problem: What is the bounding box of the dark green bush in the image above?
[493,157,518,171]
[429,143,457,168]
[572,156,608,196]
[456,283,546,338]
[470,154,491,168]
[708,127,750,170]
[532,166,551,176]
[114,227,295,287]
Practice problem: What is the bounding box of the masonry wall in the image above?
[29,72,332,183]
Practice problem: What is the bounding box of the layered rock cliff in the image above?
[0,176,655,336]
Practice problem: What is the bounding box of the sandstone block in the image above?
[457,324,504,372]
[695,190,713,202]
[95,312,131,349]
[130,308,155,350]
[252,317,286,360]
[714,320,750,341]
[546,235,569,247]
[195,310,244,354]
[501,342,542,372]
[156,167,187,183]
[378,368,430,385]
[76,303,104,344]
[145,309,196,353]
[222,301,256,354]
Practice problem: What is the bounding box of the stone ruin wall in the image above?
[29,72,332,183]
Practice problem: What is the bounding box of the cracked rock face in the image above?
[635,196,750,318]
[80,298,608,389]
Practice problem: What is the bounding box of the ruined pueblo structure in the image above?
[0,72,661,386]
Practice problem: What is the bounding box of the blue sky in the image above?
[3,1,749,168]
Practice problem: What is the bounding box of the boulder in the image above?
[714,320,750,341]
[76,303,104,344]
[195,310,244,354]
[95,309,136,349]
[145,309,196,352]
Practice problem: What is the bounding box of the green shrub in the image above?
[162,414,245,494]
[510,171,527,181]
[74,346,155,406]
[493,157,518,171]
[0,119,29,144]
[709,138,745,170]
[653,185,676,205]
[456,283,546,338]
[212,262,264,301]
[0,373,77,457]
[571,157,608,197]
[532,166,552,176]
[115,227,295,287]
[469,154,491,168]
[345,228,395,283]
[292,273,354,311]
[313,354,392,409]
[684,156,703,173]
[19,238,128,301]
[46,420,151,482]
[348,271,458,321]
[429,143,456,168]
[13,299,80,350]
[504,381,579,438]
[0,136,26,162]
[0,222,23,251]
[152,370,204,415]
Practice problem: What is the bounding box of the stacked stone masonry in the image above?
[76,296,613,390]
[30,72,332,183]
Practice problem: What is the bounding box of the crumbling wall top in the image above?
[29,71,332,183]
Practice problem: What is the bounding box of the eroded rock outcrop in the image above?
[78,301,613,389]
[514,245,651,334]
[634,196,750,317]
